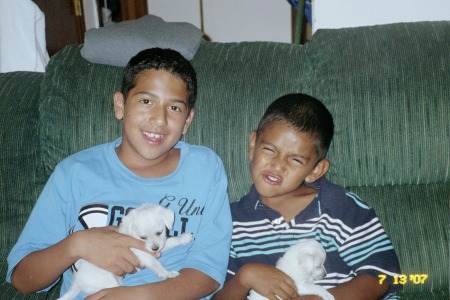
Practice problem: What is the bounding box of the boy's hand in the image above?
[73,226,157,276]
[238,263,298,300]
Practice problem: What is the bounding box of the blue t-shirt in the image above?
[7,138,232,300]
[228,177,401,299]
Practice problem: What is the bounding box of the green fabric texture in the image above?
[39,46,123,179]
[1,21,448,299]
[308,22,450,187]
[0,72,61,299]
[351,183,449,298]
[0,72,43,251]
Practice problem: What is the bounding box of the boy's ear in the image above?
[113,91,125,120]
[182,108,195,135]
[305,159,330,183]
[248,131,257,160]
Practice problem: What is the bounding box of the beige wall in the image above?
[313,0,450,33]
[147,0,292,43]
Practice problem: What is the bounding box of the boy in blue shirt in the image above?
[7,48,232,300]
[213,93,401,300]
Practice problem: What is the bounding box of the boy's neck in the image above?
[260,185,318,223]
[116,147,181,178]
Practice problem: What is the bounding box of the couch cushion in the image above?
[349,183,449,298]
[39,45,123,178]
[0,72,61,298]
[308,21,450,187]
[0,71,44,241]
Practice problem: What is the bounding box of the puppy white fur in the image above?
[248,239,334,300]
[57,204,193,300]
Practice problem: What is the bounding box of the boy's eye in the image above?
[140,99,151,105]
[170,105,182,112]
[292,158,304,165]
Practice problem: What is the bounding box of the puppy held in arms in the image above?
[57,204,193,300]
[248,239,334,300]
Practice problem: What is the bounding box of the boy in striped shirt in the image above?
[213,93,401,300]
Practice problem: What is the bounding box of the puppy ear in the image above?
[119,209,136,234]
[299,254,315,274]
[161,208,175,230]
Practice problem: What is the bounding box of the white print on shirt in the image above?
[75,194,205,236]
[159,194,205,216]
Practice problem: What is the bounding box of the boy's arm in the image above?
[86,268,218,300]
[212,263,298,300]
[210,269,250,300]
[11,226,147,294]
[11,232,79,294]
[327,274,389,300]
[296,274,390,300]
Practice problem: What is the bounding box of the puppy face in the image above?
[294,253,326,281]
[281,239,327,282]
[311,253,327,280]
[306,241,327,280]
[120,204,175,252]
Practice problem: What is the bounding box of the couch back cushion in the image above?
[0,72,46,295]
[39,46,123,178]
[39,21,449,203]
[308,21,450,188]
[0,72,45,231]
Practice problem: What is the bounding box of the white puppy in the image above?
[248,239,334,300]
[57,204,193,300]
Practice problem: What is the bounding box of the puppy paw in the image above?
[161,270,180,279]
[179,233,193,244]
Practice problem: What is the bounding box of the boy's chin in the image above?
[253,183,283,200]
[254,181,312,202]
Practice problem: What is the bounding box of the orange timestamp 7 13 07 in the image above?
[378,274,429,285]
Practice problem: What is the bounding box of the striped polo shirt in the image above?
[227,177,401,299]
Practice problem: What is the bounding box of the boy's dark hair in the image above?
[121,48,197,110]
[256,93,334,161]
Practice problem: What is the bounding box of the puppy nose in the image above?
[152,246,160,251]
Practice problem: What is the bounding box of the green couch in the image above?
[1,21,448,299]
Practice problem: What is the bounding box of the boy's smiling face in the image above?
[114,69,194,177]
[248,120,329,204]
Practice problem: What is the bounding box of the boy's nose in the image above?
[270,156,286,172]
[148,105,167,126]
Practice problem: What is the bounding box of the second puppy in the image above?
[248,239,334,300]
[58,203,193,300]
